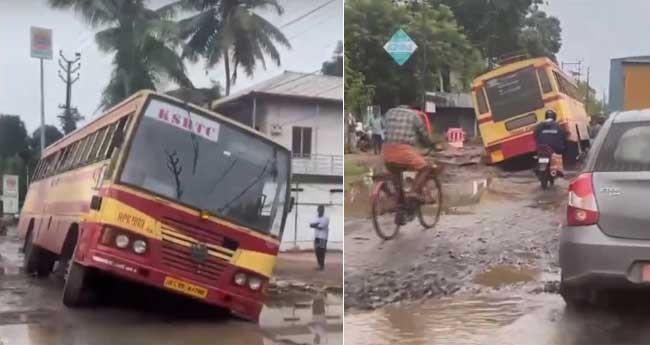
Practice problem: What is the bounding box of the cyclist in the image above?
[382,105,436,205]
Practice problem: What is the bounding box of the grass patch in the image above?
[344,157,368,185]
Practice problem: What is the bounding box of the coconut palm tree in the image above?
[48,0,193,109]
[175,0,291,95]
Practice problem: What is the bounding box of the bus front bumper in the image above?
[83,248,264,321]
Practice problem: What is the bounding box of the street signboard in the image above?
[30,27,53,60]
[1,196,19,214]
[2,175,18,197]
[383,29,418,66]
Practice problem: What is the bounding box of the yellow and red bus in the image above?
[18,90,292,321]
[471,57,590,164]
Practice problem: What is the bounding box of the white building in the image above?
[212,71,343,251]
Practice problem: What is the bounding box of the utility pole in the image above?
[58,50,83,134]
[585,67,591,112]
[561,60,583,80]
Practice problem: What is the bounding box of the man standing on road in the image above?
[310,205,329,271]
[371,114,385,155]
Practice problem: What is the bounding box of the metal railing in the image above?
[292,154,343,176]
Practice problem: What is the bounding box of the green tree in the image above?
[345,0,480,110]
[518,10,562,61]
[427,0,561,62]
[0,115,29,159]
[175,0,291,96]
[344,54,374,119]
[48,0,194,110]
[322,41,343,77]
[576,81,607,117]
[30,125,64,160]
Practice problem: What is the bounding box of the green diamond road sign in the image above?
[383,29,418,66]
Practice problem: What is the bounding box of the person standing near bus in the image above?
[371,114,385,155]
[310,205,329,271]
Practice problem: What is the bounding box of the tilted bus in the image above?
[471,57,590,164]
[18,90,292,321]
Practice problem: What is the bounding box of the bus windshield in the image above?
[120,98,290,237]
[484,66,544,122]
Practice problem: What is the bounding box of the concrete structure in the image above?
[425,92,477,138]
[212,71,343,251]
[609,56,650,112]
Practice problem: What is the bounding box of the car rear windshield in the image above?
[594,121,650,172]
[484,66,544,122]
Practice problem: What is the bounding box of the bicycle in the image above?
[370,148,443,240]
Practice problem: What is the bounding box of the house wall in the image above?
[281,182,343,251]
[258,98,343,156]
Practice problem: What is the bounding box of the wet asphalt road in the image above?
[0,228,342,345]
[345,169,650,344]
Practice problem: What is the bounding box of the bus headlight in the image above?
[115,234,130,249]
[234,272,247,286]
[248,276,263,291]
[132,239,147,254]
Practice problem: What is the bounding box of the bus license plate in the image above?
[538,157,550,163]
[163,276,208,298]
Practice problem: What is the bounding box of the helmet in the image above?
[545,109,557,121]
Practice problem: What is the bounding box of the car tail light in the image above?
[567,173,599,226]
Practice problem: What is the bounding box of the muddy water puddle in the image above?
[473,265,539,288]
[0,292,342,344]
[345,293,554,345]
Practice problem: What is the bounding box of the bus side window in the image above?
[98,122,118,161]
[55,146,71,173]
[72,136,90,168]
[32,160,42,181]
[554,71,579,99]
[62,141,78,171]
[44,152,59,178]
[107,116,130,158]
[80,132,99,166]
[89,127,108,163]
[538,69,553,94]
[476,88,489,114]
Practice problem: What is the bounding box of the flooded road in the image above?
[0,228,342,345]
[347,290,650,345]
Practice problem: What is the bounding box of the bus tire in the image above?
[63,261,89,307]
[23,231,54,277]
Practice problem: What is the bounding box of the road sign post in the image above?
[383,29,418,66]
[30,27,53,154]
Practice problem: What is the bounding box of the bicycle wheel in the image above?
[372,181,401,240]
[418,175,442,229]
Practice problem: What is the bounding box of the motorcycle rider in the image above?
[534,109,568,155]
[382,105,436,204]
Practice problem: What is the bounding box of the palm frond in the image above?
[48,0,118,27]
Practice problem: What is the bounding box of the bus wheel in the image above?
[23,231,54,277]
[63,261,89,307]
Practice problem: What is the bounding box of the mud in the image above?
[0,228,342,344]
[344,168,567,311]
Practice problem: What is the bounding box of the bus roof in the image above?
[471,57,567,88]
[42,90,288,158]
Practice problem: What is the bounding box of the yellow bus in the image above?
[471,57,590,164]
[18,90,292,321]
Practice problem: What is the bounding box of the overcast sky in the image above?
[0,0,342,133]
[545,0,650,102]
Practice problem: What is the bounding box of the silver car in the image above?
[560,109,650,306]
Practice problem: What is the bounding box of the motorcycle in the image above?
[535,146,561,190]
[356,131,370,152]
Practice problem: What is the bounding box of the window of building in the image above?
[292,126,312,158]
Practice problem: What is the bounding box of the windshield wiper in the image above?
[183,104,200,175]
